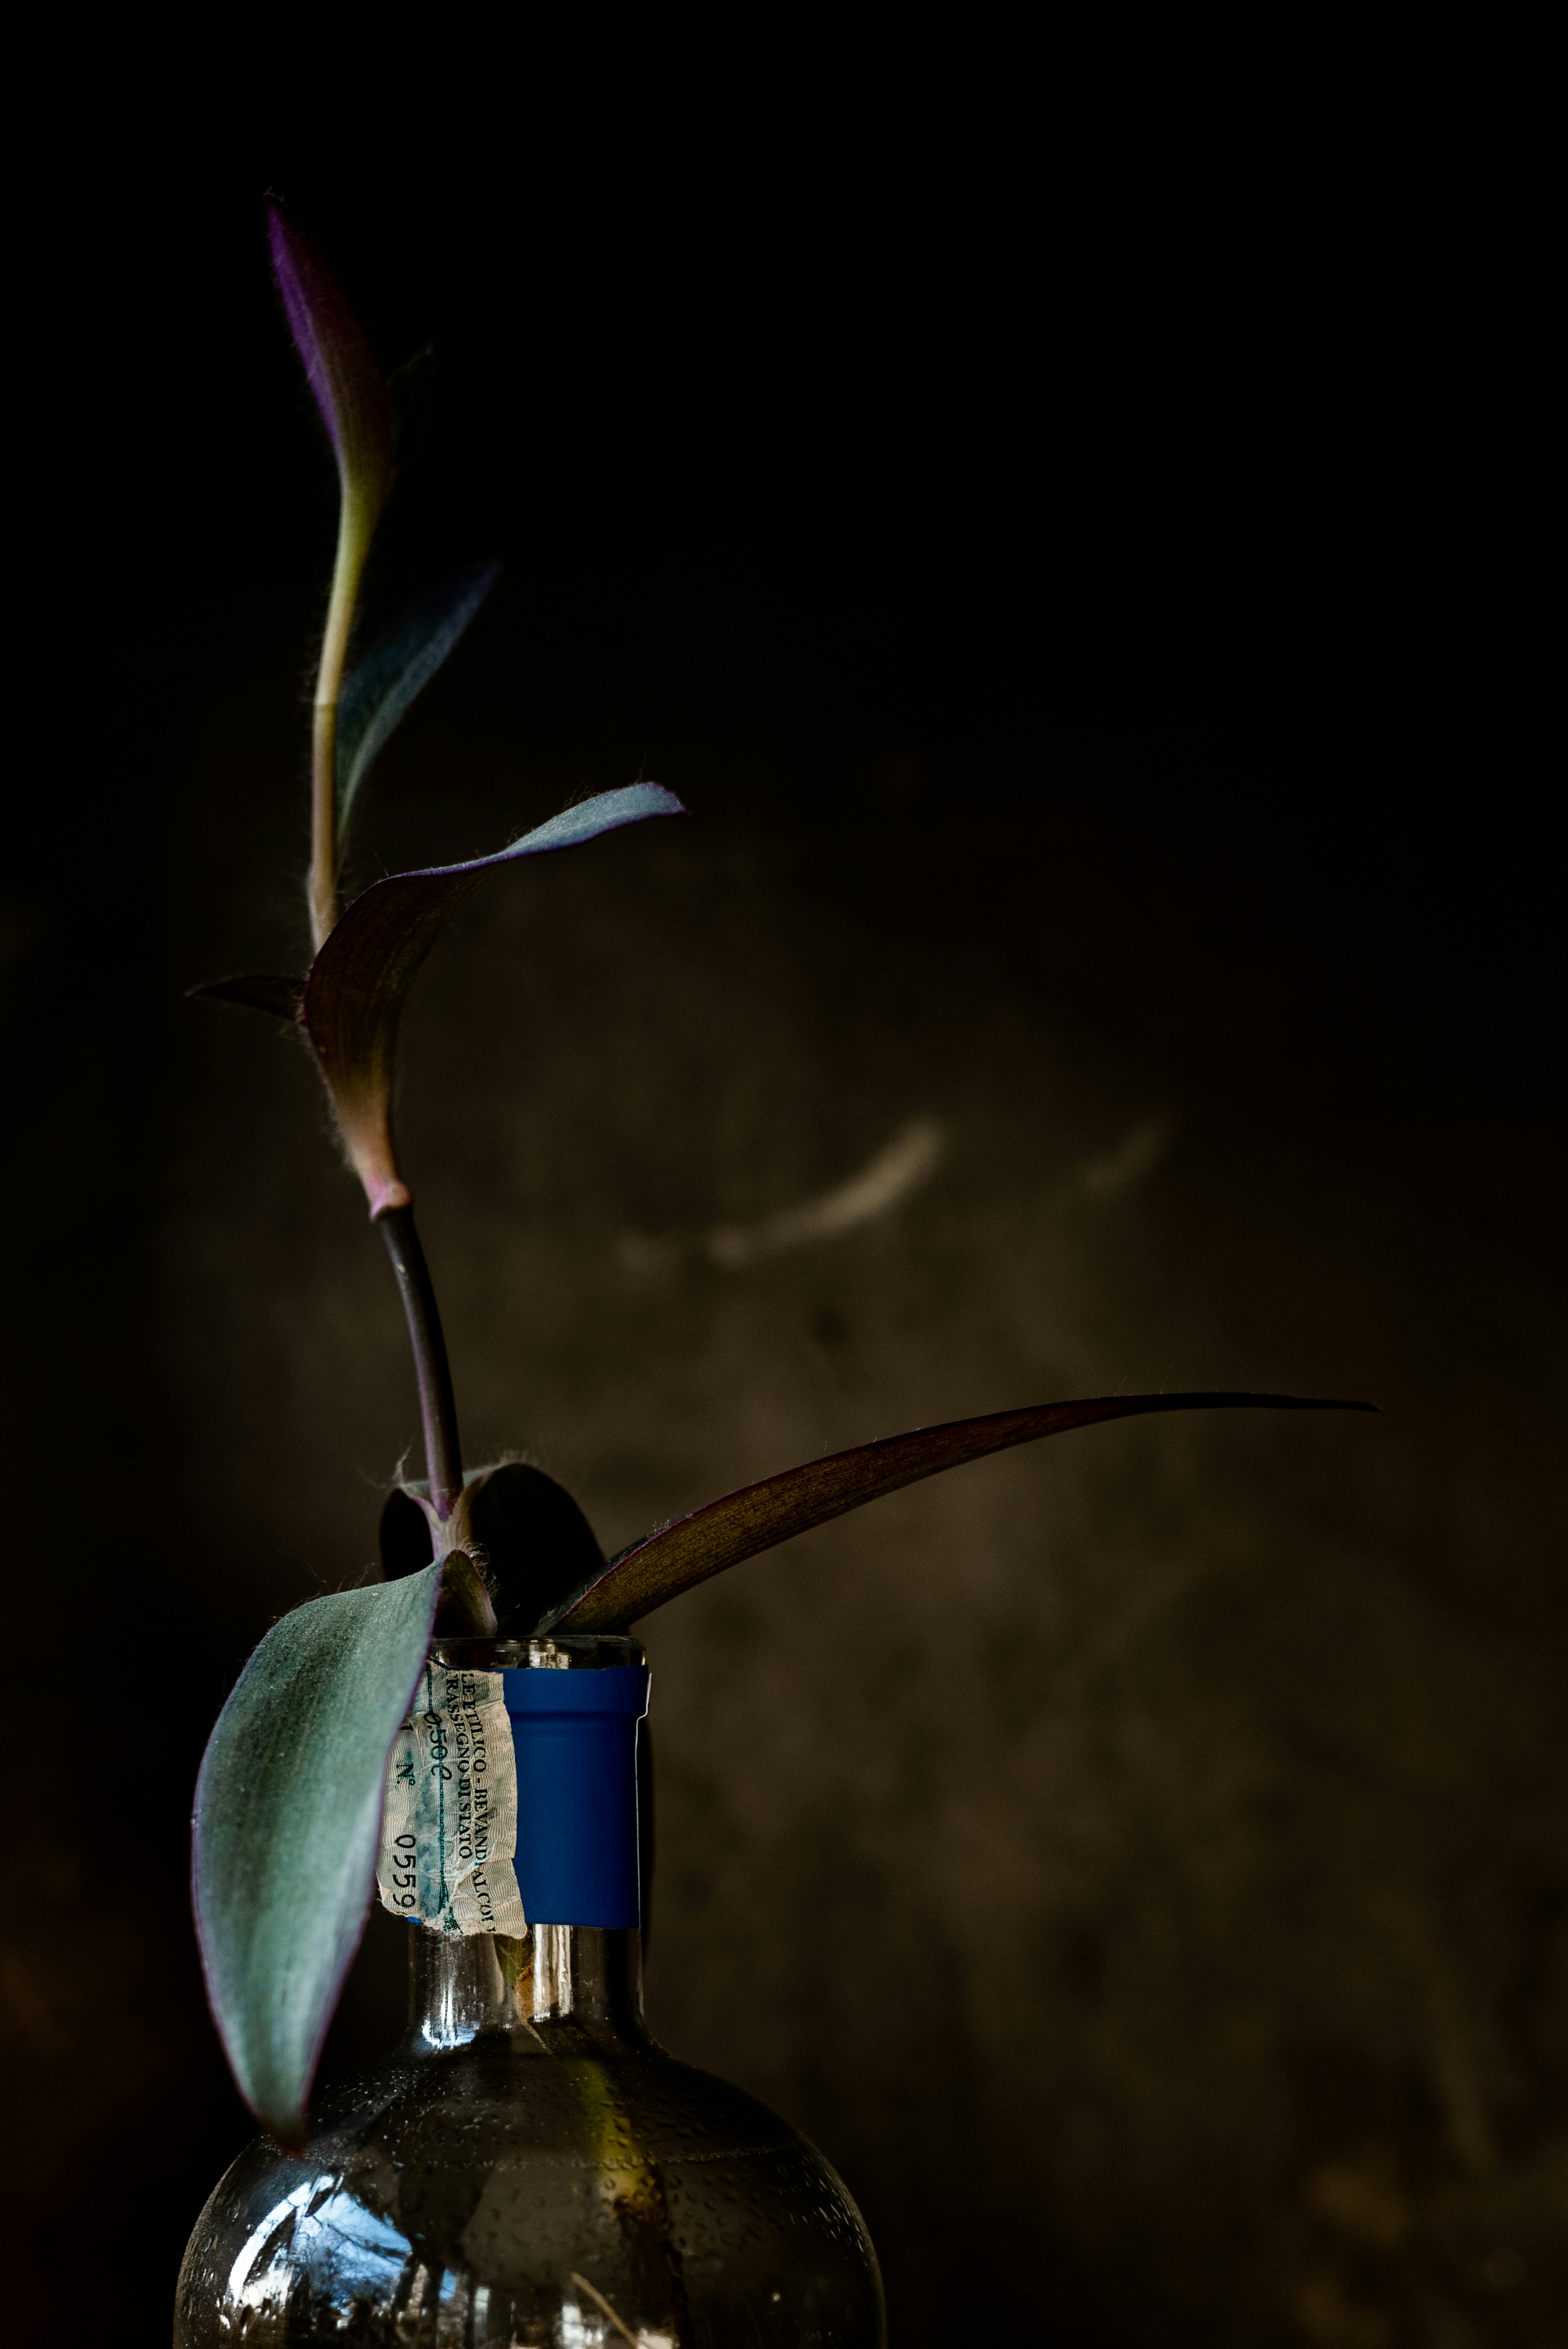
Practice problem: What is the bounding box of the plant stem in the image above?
[307,494,375,950]
[378,1205,463,1519]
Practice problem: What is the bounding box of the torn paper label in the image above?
[377,1663,526,1936]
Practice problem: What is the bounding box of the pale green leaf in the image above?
[336,566,499,839]
[192,1561,442,2145]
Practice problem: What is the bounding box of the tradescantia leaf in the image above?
[464,1462,605,1634]
[544,1391,1377,1632]
[192,1561,442,2147]
[185,973,303,1021]
[336,566,500,841]
[267,199,393,530]
[301,783,684,1215]
[381,1460,607,1636]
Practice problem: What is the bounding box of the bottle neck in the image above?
[410,1632,652,2057]
[409,1921,652,2056]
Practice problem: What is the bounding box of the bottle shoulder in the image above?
[216,2034,824,2189]
[178,2039,883,2347]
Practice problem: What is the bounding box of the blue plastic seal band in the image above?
[501,1665,650,1928]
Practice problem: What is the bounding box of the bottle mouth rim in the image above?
[430,1631,647,1671]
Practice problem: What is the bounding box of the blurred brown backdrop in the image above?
[3,77,1561,2347]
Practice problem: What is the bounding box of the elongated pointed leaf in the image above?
[193,1561,442,2147]
[185,972,304,1021]
[545,1391,1376,1631]
[267,200,393,525]
[337,566,499,839]
[301,783,684,1214]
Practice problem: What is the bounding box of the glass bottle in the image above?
[175,1635,886,2346]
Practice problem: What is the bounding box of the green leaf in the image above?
[301,783,684,1215]
[192,1560,442,2147]
[336,567,499,841]
[544,1391,1377,1631]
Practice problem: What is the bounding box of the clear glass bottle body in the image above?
[175,1638,885,2347]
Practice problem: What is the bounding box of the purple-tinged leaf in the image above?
[301,783,684,1215]
[193,1560,442,2148]
[382,1460,606,1636]
[268,201,400,947]
[185,973,303,1022]
[266,201,393,525]
[337,566,499,840]
[544,1391,1377,1632]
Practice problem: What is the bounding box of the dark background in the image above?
[3,72,1561,2348]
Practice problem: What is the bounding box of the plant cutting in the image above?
[174,203,1372,2348]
